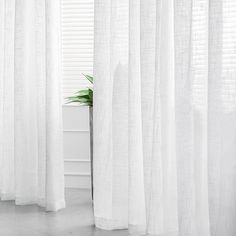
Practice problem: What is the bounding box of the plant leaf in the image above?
[76,89,90,96]
[82,74,93,84]
[65,74,93,106]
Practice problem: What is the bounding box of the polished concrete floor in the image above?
[0,189,129,236]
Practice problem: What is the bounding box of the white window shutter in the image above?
[62,0,94,99]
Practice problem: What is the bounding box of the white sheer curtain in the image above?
[0,0,65,211]
[93,0,236,235]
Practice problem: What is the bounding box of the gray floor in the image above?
[0,189,129,236]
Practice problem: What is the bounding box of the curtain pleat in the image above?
[0,0,15,200]
[128,0,146,233]
[94,0,236,235]
[208,0,236,235]
[0,0,65,211]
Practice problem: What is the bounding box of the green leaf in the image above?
[66,96,80,101]
[65,74,93,106]
[76,89,90,96]
[77,97,90,102]
[82,74,93,84]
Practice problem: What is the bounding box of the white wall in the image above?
[63,105,91,189]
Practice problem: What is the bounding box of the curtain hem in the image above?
[95,217,128,230]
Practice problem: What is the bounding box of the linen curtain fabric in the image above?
[93,0,236,235]
[0,0,65,211]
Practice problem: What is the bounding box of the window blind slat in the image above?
[62,0,94,99]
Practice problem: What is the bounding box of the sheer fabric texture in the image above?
[93,0,236,235]
[0,0,65,211]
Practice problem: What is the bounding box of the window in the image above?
[62,0,94,99]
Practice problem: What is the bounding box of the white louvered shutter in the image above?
[62,0,94,99]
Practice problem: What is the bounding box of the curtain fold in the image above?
[0,0,65,211]
[94,0,236,235]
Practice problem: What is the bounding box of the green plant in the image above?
[66,74,93,106]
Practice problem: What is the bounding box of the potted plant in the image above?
[66,74,94,199]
